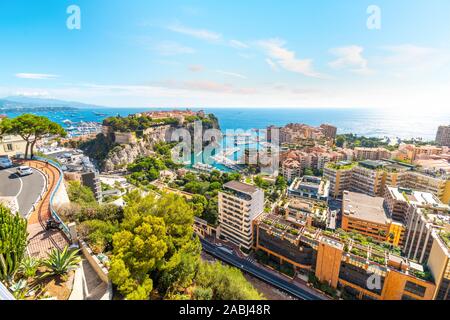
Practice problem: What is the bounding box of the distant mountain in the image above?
[0,96,105,113]
[3,96,102,108]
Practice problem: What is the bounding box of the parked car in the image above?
[0,157,13,169]
[17,166,33,176]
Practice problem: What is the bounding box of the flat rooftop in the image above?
[223,180,259,195]
[387,186,442,206]
[342,191,388,225]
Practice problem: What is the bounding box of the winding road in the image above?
[0,166,45,217]
[200,239,326,300]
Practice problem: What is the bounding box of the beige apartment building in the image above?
[325,159,450,204]
[354,147,392,161]
[218,181,264,250]
[0,134,27,158]
[384,186,449,264]
[323,161,356,198]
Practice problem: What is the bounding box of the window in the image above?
[6,144,13,151]
[404,281,426,297]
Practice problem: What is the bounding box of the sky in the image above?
[0,0,449,109]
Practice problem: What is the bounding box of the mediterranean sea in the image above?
[4,107,449,141]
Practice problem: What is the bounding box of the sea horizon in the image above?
[4,106,449,141]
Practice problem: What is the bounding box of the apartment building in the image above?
[323,161,356,198]
[350,160,386,196]
[342,191,405,246]
[0,134,27,158]
[436,125,450,147]
[383,186,449,264]
[323,159,449,202]
[354,147,392,161]
[0,115,27,158]
[319,124,337,140]
[280,197,332,230]
[288,176,330,202]
[427,233,450,300]
[401,171,450,205]
[218,181,264,250]
[253,212,436,300]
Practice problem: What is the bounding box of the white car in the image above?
[17,166,33,176]
[0,157,13,169]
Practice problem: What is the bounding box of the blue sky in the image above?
[0,0,449,109]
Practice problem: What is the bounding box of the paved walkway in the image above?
[69,259,109,300]
[23,160,69,259]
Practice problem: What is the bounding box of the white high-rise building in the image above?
[218,181,264,250]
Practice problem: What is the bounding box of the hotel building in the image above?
[218,181,264,250]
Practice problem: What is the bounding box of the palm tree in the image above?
[42,247,81,277]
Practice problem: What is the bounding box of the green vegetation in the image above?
[108,191,260,300]
[0,113,66,159]
[42,247,81,277]
[68,181,97,205]
[440,231,450,247]
[411,267,434,282]
[103,115,178,132]
[170,170,241,225]
[126,143,182,186]
[195,261,263,300]
[335,133,395,150]
[62,182,124,253]
[18,257,41,280]
[0,205,28,284]
[334,229,402,256]
[326,161,357,170]
[308,273,338,298]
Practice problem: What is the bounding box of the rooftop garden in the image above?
[326,161,357,170]
[440,231,450,247]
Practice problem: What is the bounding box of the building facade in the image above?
[218,181,264,250]
[436,125,450,147]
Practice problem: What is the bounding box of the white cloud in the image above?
[265,58,279,72]
[258,38,325,78]
[329,45,373,75]
[229,40,249,49]
[154,41,195,56]
[15,73,59,80]
[167,23,222,42]
[215,70,247,79]
[378,44,450,74]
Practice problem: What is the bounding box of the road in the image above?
[0,166,45,217]
[200,239,325,300]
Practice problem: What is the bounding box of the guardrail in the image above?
[33,156,72,242]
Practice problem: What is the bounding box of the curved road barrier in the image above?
[25,159,70,258]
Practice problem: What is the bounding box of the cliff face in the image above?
[103,140,157,172]
[83,114,220,172]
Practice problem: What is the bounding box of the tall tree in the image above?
[0,205,28,285]
[2,114,66,159]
